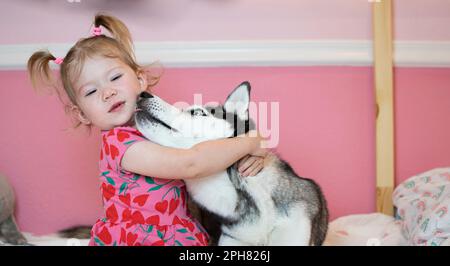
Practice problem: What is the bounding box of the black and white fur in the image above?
[135,82,328,246]
[0,174,28,245]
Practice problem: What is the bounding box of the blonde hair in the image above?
[27,13,161,128]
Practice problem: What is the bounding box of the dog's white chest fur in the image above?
[226,167,279,245]
[184,172,239,221]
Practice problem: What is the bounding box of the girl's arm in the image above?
[121,130,266,180]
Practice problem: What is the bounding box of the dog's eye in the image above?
[190,108,207,116]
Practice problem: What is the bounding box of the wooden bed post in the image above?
[373,0,395,216]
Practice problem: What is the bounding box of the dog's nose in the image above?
[139,91,154,99]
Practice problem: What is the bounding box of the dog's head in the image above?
[135,81,256,149]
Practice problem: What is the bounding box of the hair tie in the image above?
[92,26,102,36]
[54,57,64,65]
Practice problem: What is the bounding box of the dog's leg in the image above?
[0,216,28,245]
[218,233,247,246]
[268,207,312,246]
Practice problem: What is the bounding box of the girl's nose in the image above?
[103,89,117,101]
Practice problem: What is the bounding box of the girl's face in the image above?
[73,56,147,130]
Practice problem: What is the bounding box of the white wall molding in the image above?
[394,41,450,68]
[1,40,449,70]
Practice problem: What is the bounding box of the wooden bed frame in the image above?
[373,0,395,216]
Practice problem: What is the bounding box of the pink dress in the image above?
[89,126,209,246]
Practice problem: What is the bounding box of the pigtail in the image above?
[27,49,82,129]
[27,50,59,93]
[94,13,135,60]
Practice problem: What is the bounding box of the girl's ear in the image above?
[70,105,91,125]
[137,72,148,92]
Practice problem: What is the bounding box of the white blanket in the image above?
[393,167,450,246]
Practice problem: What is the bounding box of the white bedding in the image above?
[324,213,408,246]
[393,167,450,246]
[324,168,450,246]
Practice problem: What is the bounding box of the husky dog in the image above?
[135,82,328,246]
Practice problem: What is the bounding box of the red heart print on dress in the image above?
[102,183,115,201]
[180,189,186,208]
[186,221,195,232]
[119,193,131,206]
[145,215,160,225]
[181,218,195,232]
[151,240,165,246]
[103,137,110,155]
[126,232,138,246]
[117,131,130,142]
[172,216,183,226]
[120,228,126,244]
[122,208,132,222]
[133,194,149,207]
[131,211,145,224]
[155,200,168,214]
[195,232,207,246]
[168,198,180,215]
[109,145,119,160]
[97,227,112,245]
[105,204,119,223]
[107,129,115,136]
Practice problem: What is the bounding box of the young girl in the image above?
[27,14,267,246]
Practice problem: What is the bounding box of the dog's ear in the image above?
[224,81,251,120]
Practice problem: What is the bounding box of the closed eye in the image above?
[111,74,122,81]
[85,89,96,97]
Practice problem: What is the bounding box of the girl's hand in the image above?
[237,154,265,177]
[246,130,268,158]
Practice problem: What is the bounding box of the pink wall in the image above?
[1,0,450,44]
[395,68,450,183]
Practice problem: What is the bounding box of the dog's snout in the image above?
[139,91,154,99]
